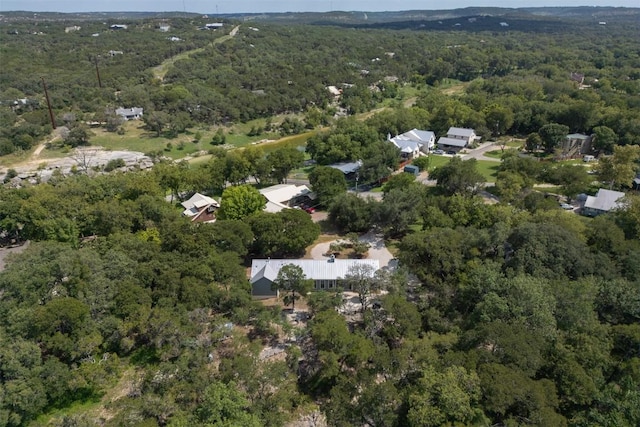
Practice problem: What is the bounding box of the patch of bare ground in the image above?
[284,410,328,427]
[441,83,468,95]
[91,367,141,424]
[0,241,30,271]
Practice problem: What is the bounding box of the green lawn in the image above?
[426,155,500,182]
[475,160,501,181]
[483,150,504,159]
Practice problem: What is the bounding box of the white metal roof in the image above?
[181,193,218,216]
[390,138,421,153]
[259,184,311,204]
[250,259,380,283]
[397,129,435,143]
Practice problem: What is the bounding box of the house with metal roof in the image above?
[581,188,625,217]
[563,133,592,156]
[437,127,478,149]
[259,184,315,213]
[250,258,379,298]
[115,107,143,121]
[329,160,363,176]
[388,129,436,158]
[181,193,219,223]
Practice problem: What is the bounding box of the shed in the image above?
[404,165,420,175]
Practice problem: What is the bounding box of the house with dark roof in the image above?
[437,127,478,150]
[250,258,379,298]
[581,189,625,217]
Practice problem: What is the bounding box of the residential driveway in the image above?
[461,142,502,162]
[308,231,395,268]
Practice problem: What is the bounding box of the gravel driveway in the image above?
[308,231,395,268]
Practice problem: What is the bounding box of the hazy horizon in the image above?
[1,0,638,14]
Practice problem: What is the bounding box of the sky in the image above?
[0,0,638,14]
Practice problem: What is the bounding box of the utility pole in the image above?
[94,56,102,88]
[41,76,56,129]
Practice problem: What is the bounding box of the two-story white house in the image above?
[436,127,478,150]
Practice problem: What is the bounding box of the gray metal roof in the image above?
[447,127,475,138]
[329,160,362,175]
[391,138,421,153]
[250,259,379,283]
[583,189,625,212]
[437,137,467,147]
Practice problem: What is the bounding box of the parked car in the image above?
[433,149,445,155]
[304,206,316,214]
[560,203,574,210]
[446,150,457,155]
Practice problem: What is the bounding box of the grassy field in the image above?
[476,160,501,181]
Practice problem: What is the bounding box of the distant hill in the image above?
[1,7,638,25]
[218,6,640,26]
[0,11,200,22]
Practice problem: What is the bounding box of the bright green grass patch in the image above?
[425,155,451,171]
[475,160,501,181]
[31,396,103,427]
[484,150,504,159]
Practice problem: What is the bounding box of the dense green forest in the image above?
[1,10,639,155]
[1,8,639,427]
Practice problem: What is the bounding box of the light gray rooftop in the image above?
[447,127,475,138]
[437,137,467,147]
[329,160,362,175]
[250,259,379,284]
[584,188,625,212]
